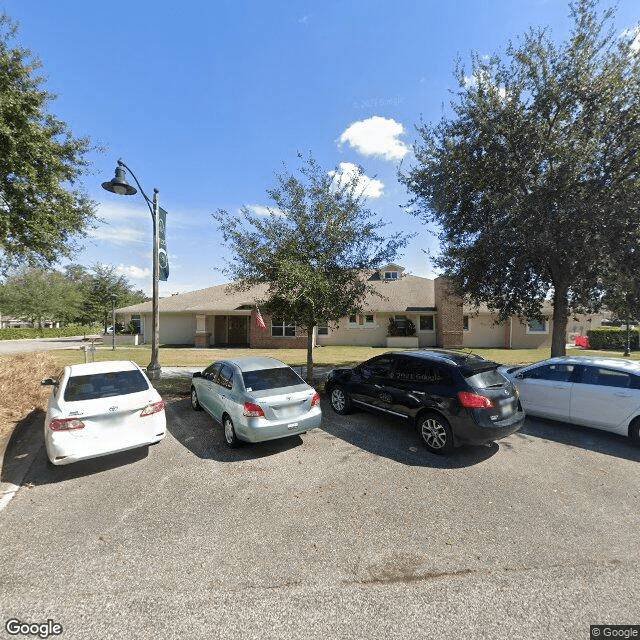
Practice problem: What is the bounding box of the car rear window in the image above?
[64,370,150,401]
[242,367,305,392]
[465,367,508,389]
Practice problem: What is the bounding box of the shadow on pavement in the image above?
[1,408,154,488]
[516,416,640,463]
[316,400,500,469]
[165,396,305,462]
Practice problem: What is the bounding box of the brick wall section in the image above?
[434,277,464,348]
[249,309,309,349]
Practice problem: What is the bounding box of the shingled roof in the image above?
[117,274,436,315]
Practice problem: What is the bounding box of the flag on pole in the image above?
[255,307,266,330]
[158,206,169,281]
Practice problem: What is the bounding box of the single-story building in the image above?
[116,264,609,350]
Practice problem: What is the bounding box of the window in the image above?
[393,358,452,385]
[216,364,234,390]
[395,315,407,331]
[579,366,631,389]
[203,362,222,381]
[523,363,575,382]
[463,315,469,331]
[364,314,374,325]
[526,319,548,334]
[349,314,358,325]
[384,271,399,280]
[64,370,149,402]
[271,318,295,337]
[419,315,434,331]
[242,367,304,391]
[317,322,328,336]
[359,355,396,379]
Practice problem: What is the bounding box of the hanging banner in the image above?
[159,206,169,281]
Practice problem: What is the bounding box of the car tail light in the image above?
[140,401,165,417]
[458,391,495,409]
[243,402,265,417]
[311,392,320,407]
[48,418,85,431]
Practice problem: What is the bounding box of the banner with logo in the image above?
[159,206,169,281]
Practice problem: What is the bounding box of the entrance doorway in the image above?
[228,316,249,346]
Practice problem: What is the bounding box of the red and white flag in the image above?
[255,307,266,330]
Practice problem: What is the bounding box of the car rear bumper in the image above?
[453,409,525,446]
[45,421,166,465]
[236,408,322,443]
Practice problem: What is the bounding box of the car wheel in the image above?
[223,414,240,448]
[329,385,351,415]
[190,386,202,411]
[417,412,454,455]
[629,417,640,445]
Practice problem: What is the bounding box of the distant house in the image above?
[116,264,609,349]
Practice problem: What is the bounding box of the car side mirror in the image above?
[193,372,203,379]
[40,378,56,386]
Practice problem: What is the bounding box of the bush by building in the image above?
[587,327,639,351]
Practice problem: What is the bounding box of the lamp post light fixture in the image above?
[111,294,117,351]
[102,159,161,380]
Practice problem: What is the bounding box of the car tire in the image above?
[417,412,454,455]
[190,386,202,411]
[329,385,351,415]
[629,417,640,445]
[223,414,240,448]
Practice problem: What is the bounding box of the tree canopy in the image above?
[400,0,640,356]
[213,153,411,377]
[0,264,145,329]
[0,14,98,270]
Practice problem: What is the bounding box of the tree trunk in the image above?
[551,283,569,357]
[306,326,314,382]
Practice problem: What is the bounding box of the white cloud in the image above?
[97,200,149,223]
[338,116,410,161]
[115,264,150,280]
[328,162,384,199]
[245,204,285,216]
[623,27,640,54]
[464,72,507,99]
[89,226,147,245]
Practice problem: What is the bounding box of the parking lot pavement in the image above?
[0,395,638,639]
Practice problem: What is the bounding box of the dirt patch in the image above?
[0,352,58,445]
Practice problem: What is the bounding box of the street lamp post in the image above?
[111,294,117,351]
[102,159,161,380]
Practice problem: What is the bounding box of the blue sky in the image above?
[4,0,639,295]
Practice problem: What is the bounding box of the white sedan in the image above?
[500,356,640,444]
[42,360,166,465]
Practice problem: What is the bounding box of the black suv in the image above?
[326,350,524,454]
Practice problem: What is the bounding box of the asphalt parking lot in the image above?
[0,393,638,640]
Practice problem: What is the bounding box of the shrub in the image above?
[587,327,639,351]
[0,325,99,341]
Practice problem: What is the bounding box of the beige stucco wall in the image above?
[136,312,197,345]
[315,312,438,347]
[462,315,506,348]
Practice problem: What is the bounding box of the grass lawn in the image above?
[47,344,640,370]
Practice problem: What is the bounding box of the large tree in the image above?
[401,0,640,356]
[64,263,145,331]
[0,14,98,269]
[213,154,411,379]
[0,267,82,327]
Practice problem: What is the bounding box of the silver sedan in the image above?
[190,356,322,447]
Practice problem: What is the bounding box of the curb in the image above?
[0,411,44,512]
